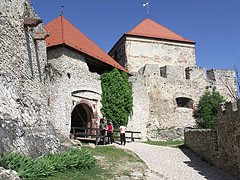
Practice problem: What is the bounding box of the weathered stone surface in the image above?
[127,64,237,141]
[127,74,150,141]
[185,101,240,179]
[0,167,20,180]
[0,0,102,151]
[0,0,61,157]
[0,112,61,158]
[0,70,61,158]
[148,128,184,141]
[184,128,216,163]
[47,47,102,138]
[207,69,237,102]
[110,30,237,141]
[110,36,196,73]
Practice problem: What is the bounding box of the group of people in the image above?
[99,118,126,145]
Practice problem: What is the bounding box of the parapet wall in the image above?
[140,64,236,84]
[185,100,240,178]
[128,64,237,141]
[140,64,236,102]
[207,69,237,102]
[184,129,217,163]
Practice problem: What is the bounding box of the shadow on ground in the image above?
[179,146,238,180]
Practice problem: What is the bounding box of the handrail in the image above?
[71,127,141,145]
[71,127,141,133]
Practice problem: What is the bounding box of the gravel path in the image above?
[116,142,238,180]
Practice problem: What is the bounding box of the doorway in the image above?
[71,103,93,137]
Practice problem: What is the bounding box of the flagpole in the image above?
[147,2,150,17]
[61,0,64,16]
[143,1,150,18]
[61,5,64,16]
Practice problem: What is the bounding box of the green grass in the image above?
[43,145,147,180]
[44,167,111,180]
[0,149,95,180]
[83,146,142,162]
[144,140,184,147]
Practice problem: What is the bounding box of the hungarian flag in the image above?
[143,1,149,7]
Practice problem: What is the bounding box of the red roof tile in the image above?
[126,18,195,44]
[45,16,130,74]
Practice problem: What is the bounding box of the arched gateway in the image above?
[70,101,98,138]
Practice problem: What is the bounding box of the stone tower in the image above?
[109,18,237,141]
[109,18,196,73]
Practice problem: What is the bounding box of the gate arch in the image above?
[70,100,98,137]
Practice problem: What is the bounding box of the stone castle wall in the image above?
[0,0,61,157]
[128,64,236,141]
[110,36,196,73]
[207,69,238,102]
[185,101,240,179]
[127,74,150,141]
[47,47,102,137]
[0,0,48,98]
[109,33,237,141]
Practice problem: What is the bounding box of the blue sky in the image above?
[31,0,240,70]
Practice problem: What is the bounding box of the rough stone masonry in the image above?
[110,29,237,141]
[184,100,240,179]
[0,0,238,156]
[0,0,61,157]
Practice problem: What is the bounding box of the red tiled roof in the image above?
[45,16,130,74]
[125,18,195,44]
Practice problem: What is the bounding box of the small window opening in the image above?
[185,68,190,79]
[176,97,193,108]
[67,73,71,79]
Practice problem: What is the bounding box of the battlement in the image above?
[185,99,240,178]
[207,69,236,81]
[217,100,240,116]
[138,64,236,83]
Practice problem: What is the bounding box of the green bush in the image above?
[0,149,95,179]
[193,87,225,129]
[101,68,133,128]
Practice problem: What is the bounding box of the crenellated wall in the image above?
[110,31,237,141]
[185,101,240,179]
[128,64,237,141]
[207,69,237,102]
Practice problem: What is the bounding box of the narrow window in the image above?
[185,68,190,79]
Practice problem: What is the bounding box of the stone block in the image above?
[160,65,185,79]
[139,64,160,76]
[185,67,206,80]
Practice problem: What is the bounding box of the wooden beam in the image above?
[24,18,43,27]
[33,32,50,40]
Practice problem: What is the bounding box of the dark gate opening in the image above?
[176,97,193,109]
[71,103,93,138]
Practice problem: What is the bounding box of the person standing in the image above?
[120,122,126,145]
[106,120,113,144]
[99,118,107,136]
[110,121,114,142]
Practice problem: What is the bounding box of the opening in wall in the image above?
[176,97,193,108]
[185,68,190,79]
[70,103,93,138]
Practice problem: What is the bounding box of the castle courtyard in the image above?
[116,142,238,180]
